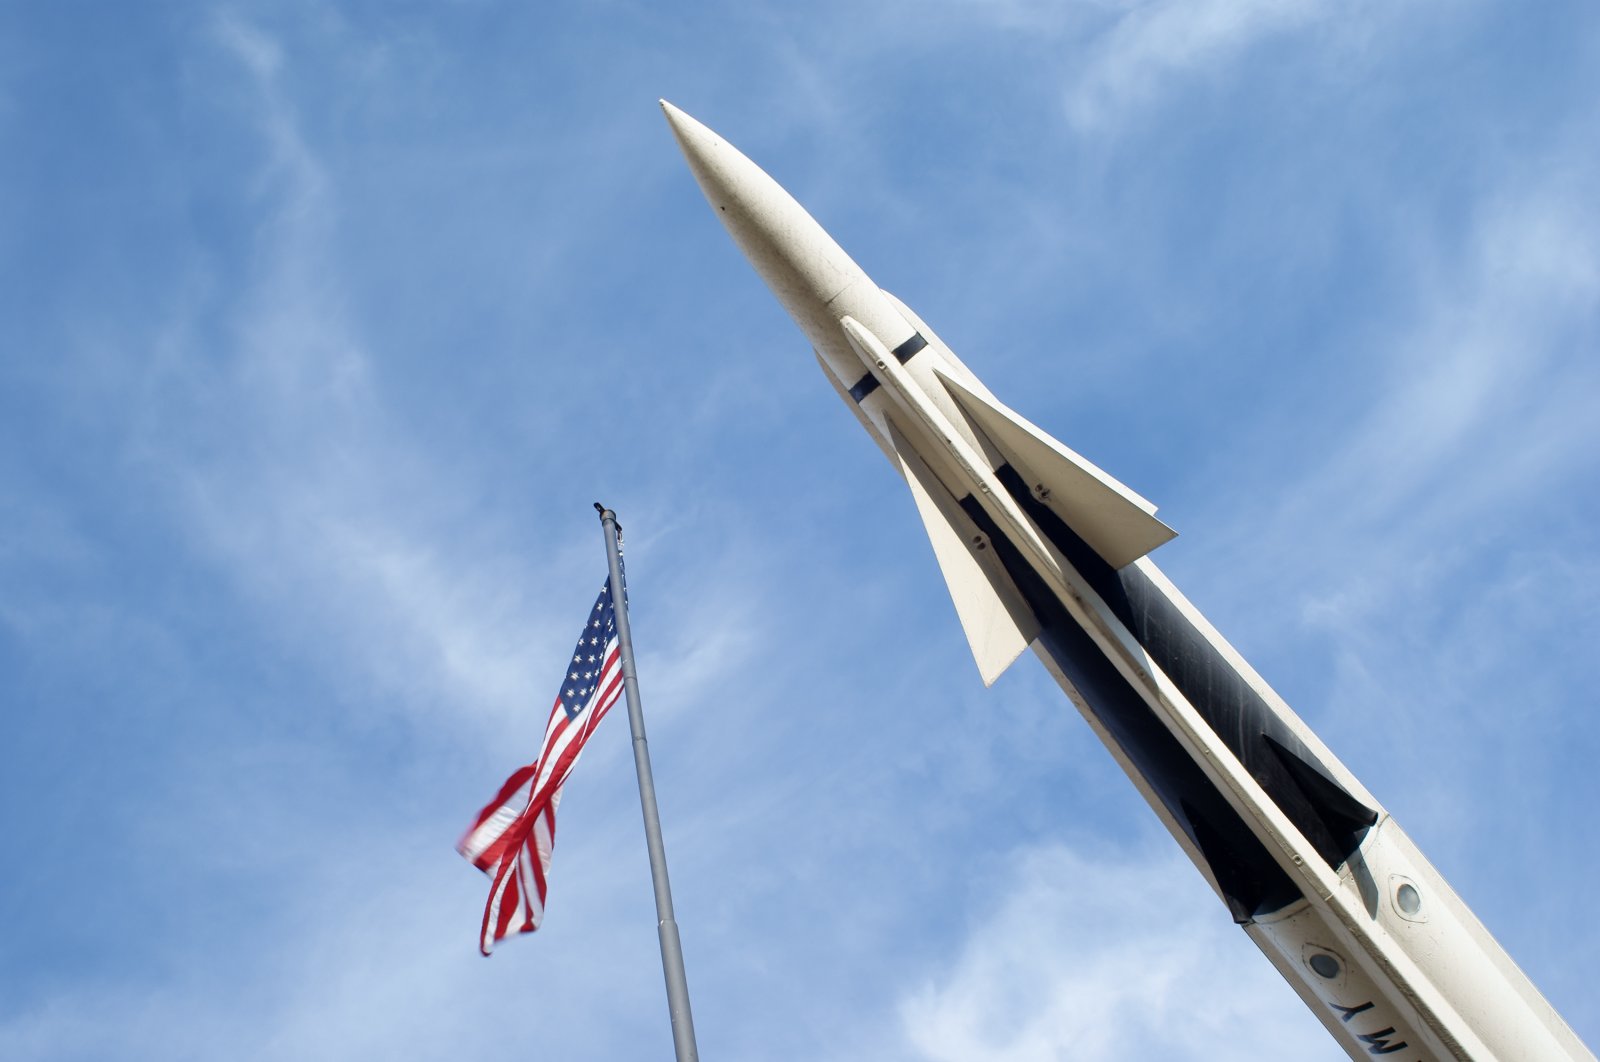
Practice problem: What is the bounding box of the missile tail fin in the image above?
[886,420,1039,685]
[938,371,1177,569]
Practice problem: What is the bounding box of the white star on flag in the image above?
[457,575,625,954]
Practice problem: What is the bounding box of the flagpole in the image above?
[595,503,699,1062]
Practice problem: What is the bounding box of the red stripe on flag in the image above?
[460,605,625,954]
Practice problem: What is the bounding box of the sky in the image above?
[2,2,1598,1059]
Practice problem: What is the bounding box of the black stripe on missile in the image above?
[990,461,1378,874]
[956,491,1302,921]
[848,374,880,403]
[848,332,925,402]
[892,332,928,363]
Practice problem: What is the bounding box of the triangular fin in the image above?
[886,420,1039,685]
[938,371,1176,569]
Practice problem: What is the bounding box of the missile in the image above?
[661,101,1594,1062]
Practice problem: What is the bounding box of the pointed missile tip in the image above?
[659,99,695,152]
[659,102,724,187]
[659,99,690,135]
[658,100,717,146]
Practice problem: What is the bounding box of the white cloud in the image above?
[896,842,1334,1060]
[9,3,1598,1058]
[214,12,284,81]
[0,816,670,1062]
[1217,168,1600,639]
[113,15,572,734]
[1062,0,1331,132]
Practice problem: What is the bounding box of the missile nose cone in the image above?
[659,103,872,347]
[657,100,739,211]
[660,101,726,178]
[659,99,697,156]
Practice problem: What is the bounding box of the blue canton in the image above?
[560,579,619,720]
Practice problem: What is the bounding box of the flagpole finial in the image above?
[594,502,605,514]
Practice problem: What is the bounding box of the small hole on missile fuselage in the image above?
[1396,883,1421,915]
[1308,953,1340,979]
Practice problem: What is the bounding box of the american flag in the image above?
[458,576,625,955]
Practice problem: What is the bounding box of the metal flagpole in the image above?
[594,503,699,1062]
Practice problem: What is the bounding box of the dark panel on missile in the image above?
[892,332,928,363]
[959,496,1301,921]
[993,465,1376,872]
[1180,799,1294,924]
[848,373,880,403]
[1263,734,1379,854]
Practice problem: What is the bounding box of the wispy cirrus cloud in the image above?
[895,841,1332,1060]
[128,13,568,732]
[1196,161,1600,641]
[1061,0,1334,132]
[7,2,1599,1058]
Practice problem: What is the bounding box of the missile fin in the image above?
[885,419,1039,685]
[937,371,1177,569]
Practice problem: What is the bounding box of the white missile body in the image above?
[662,102,1593,1061]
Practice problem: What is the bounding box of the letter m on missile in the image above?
[1356,1027,1410,1055]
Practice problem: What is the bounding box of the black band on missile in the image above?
[847,333,925,401]
[848,373,880,403]
[956,491,1302,921]
[990,460,1378,883]
[892,332,928,363]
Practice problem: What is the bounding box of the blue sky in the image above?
[3,2,1597,1059]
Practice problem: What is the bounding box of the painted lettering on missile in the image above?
[1355,1028,1411,1055]
[1326,1001,1414,1057]
[1330,1001,1375,1023]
